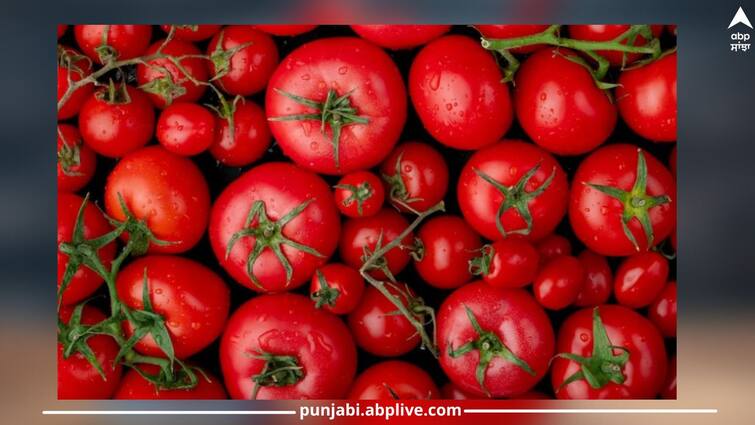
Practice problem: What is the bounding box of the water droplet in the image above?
[579,333,589,342]
[191,322,201,330]
[428,72,441,91]
[445,103,453,111]
[600,206,608,215]
[338,66,348,75]
[539,92,547,101]
[154,288,163,295]
[300,73,310,81]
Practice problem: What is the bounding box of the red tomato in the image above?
[156,103,215,156]
[441,382,479,400]
[661,355,677,399]
[415,215,482,289]
[438,282,554,398]
[574,250,613,307]
[160,25,222,41]
[568,25,663,66]
[380,141,449,213]
[616,52,677,142]
[614,251,669,308]
[409,35,512,150]
[348,360,440,399]
[105,146,210,253]
[649,281,677,337]
[208,26,279,96]
[266,37,406,175]
[458,140,569,241]
[515,48,617,156]
[552,306,667,399]
[210,99,271,167]
[309,263,365,315]
[254,25,318,36]
[57,24,68,38]
[474,25,550,53]
[209,162,340,292]
[116,255,230,359]
[570,144,676,256]
[57,124,96,192]
[334,171,385,218]
[74,25,152,64]
[533,255,585,310]
[78,84,155,158]
[536,234,572,263]
[114,365,227,399]
[57,46,94,120]
[350,25,450,49]
[474,238,540,289]
[220,293,357,399]
[57,193,116,305]
[136,39,209,109]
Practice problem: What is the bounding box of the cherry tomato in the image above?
[57,124,96,192]
[475,238,540,289]
[160,25,221,41]
[409,35,512,150]
[220,293,357,399]
[57,46,94,120]
[474,25,550,53]
[334,171,385,218]
[254,25,318,36]
[574,250,613,307]
[208,26,279,96]
[156,103,215,156]
[348,360,440,399]
[568,25,663,66]
[380,141,449,213]
[350,25,450,49]
[649,281,677,337]
[210,99,271,167]
[661,355,677,399]
[614,251,669,308]
[309,263,365,315]
[74,25,152,64]
[441,382,479,400]
[114,365,227,399]
[136,39,209,109]
[533,255,585,310]
[414,215,482,289]
[536,234,572,263]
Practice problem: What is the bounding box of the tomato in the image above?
[552,305,667,399]
[210,162,340,292]
[660,355,677,399]
[380,142,448,213]
[156,103,215,156]
[350,25,450,49]
[57,24,67,38]
[458,141,569,241]
[136,39,209,109]
[348,360,440,400]
[208,26,279,96]
[254,25,318,36]
[533,256,585,310]
[220,293,357,399]
[515,48,617,156]
[536,234,572,263]
[474,238,540,289]
[441,382,479,400]
[415,215,482,289]
[649,281,676,337]
[74,25,152,64]
[57,46,94,120]
[334,171,385,218]
[116,255,230,359]
[574,250,613,307]
[78,84,155,158]
[266,37,406,175]
[409,35,512,150]
[568,25,664,66]
[339,208,413,280]
[616,52,677,142]
[570,144,676,256]
[474,25,550,53]
[209,99,271,167]
[105,146,210,253]
[57,193,116,305]
[57,124,96,192]
[114,365,227,399]
[438,282,554,398]
[614,251,669,308]
[160,24,221,41]
[309,263,365,315]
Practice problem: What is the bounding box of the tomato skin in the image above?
[614,251,669,308]
[482,238,540,289]
[410,35,512,150]
[266,37,406,175]
[160,25,221,41]
[57,25,67,38]
[105,146,210,254]
[136,39,209,109]
[380,141,449,213]
[438,282,554,398]
[334,171,385,218]
[660,355,677,399]
[57,124,96,192]
[209,100,271,167]
[74,25,152,64]
[208,26,279,96]
[536,234,572,263]
[568,25,663,66]
[574,250,613,307]
[458,141,569,241]
[552,305,667,399]
[348,360,440,400]
[441,382,479,400]
[114,366,227,399]
[415,215,482,289]
[616,52,677,142]
[57,193,116,305]
[309,263,365,315]
[210,162,340,292]
[116,255,230,359]
[515,48,617,156]
[220,293,357,399]
[254,25,318,36]
[570,144,676,256]
[474,25,550,53]
[156,103,215,156]
[57,46,94,120]
[350,25,450,49]
[533,255,585,310]
[649,281,677,337]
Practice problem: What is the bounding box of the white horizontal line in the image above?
[464,409,718,414]
[43,410,297,415]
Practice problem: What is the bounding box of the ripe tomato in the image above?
[616,52,677,142]
[570,144,676,256]
[350,25,450,49]
[474,238,540,289]
[57,193,115,305]
[209,99,271,167]
[568,25,663,66]
[334,171,385,218]
[266,37,406,175]
[254,25,318,36]
[78,84,155,158]
[114,365,227,399]
[74,25,152,64]
[105,146,210,254]
[57,46,94,120]
[441,382,479,400]
[458,141,568,241]
[380,142,449,213]
[614,251,669,308]
[534,256,585,310]
[116,255,230,359]
[220,293,356,399]
[409,35,512,150]
[474,25,550,53]
[515,48,617,156]
[536,234,572,263]
[574,250,613,307]
[649,281,677,337]
[348,360,440,399]
[136,39,209,109]
[661,355,677,399]
[438,282,554,398]
[552,306,667,399]
[57,124,96,192]
[156,103,216,156]
[414,215,481,289]
[210,162,340,292]
[160,25,221,41]
[309,263,365,315]
[208,26,279,96]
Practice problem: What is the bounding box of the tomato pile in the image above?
[57,24,677,400]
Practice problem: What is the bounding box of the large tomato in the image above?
[57,46,94,120]
[57,124,96,192]
[380,141,449,213]
[350,25,450,49]
[74,25,152,64]
[136,39,209,109]
[207,26,279,96]
[568,25,664,66]
[114,366,227,399]
[348,360,440,399]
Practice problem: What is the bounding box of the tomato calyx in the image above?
[468,244,494,276]
[448,306,536,397]
[94,25,119,64]
[106,193,177,256]
[57,45,90,76]
[209,31,252,82]
[57,128,83,176]
[360,230,401,282]
[334,181,375,216]
[553,307,630,391]
[97,79,133,105]
[58,302,109,379]
[310,270,341,309]
[382,152,424,213]
[139,72,187,107]
[585,149,671,251]
[249,351,304,400]
[269,88,370,169]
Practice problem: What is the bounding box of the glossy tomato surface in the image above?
[414,215,481,289]
[114,365,227,399]
[351,25,450,49]
[348,360,440,399]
